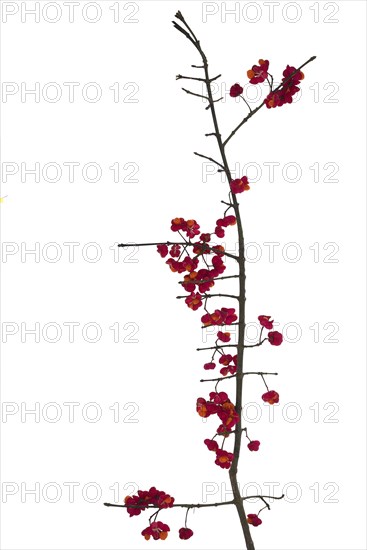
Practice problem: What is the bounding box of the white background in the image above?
[1,1,366,549]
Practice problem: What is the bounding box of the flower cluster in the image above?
[124,487,174,517]
[215,215,237,238]
[142,521,170,541]
[201,307,237,327]
[198,392,240,469]
[230,58,306,111]
[258,314,283,346]
[171,217,200,237]
[219,353,237,376]
[265,65,304,109]
[230,175,250,194]
[204,352,237,376]
[157,217,238,304]
[204,439,234,469]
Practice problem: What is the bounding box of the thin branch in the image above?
[178,274,239,286]
[176,74,206,82]
[176,293,239,300]
[175,10,200,44]
[104,500,233,510]
[200,371,279,383]
[193,151,225,170]
[240,95,253,112]
[104,493,284,510]
[201,322,239,329]
[205,97,223,110]
[117,241,238,260]
[243,338,267,348]
[172,21,197,49]
[196,344,240,351]
[182,87,209,100]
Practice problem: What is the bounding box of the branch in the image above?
[196,344,240,351]
[104,499,233,510]
[172,12,304,549]
[244,338,267,348]
[176,293,239,300]
[223,55,317,146]
[176,74,206,82]
[205,97,223,110]
[200,371,279,383]
[193,151,225,170]
[172,21,197,49]
[117,241,238,260]
[182,87,209,100]
[104,493,284,510]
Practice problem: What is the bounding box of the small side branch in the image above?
[104,493,284,510]
[193,151,225,170]
[200,371,278,383]
[243,338,267,348]
[176,293,239,300]
[205,97,223,110]
[104,500,233,510]
[196,344,240,351]
[117,241,238,260]
[176,74,206,82]
[182,87,209,100]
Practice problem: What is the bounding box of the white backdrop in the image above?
[1,1,366,549]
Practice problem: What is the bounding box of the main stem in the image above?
[197,40,254,550]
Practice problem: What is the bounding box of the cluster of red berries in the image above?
[258,314,283,346]
[197,391,240,468]
[157,217,233,302]
[124,487,174,517]
[230,57,305,110]
[265,65,304,108]
[141,522,194,541]
[204,352,238,376]
[124,487,194,541]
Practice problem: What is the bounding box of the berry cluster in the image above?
[230,57,306,110]
[124,487,174,517]
[124,487,194,541]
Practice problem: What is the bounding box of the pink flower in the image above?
[215,449,234,469]
[203,362,216,370]
[230,176,250,194]
[179,527,194,540]
[268,331,283,346]
[230,83,243,97]
[157,244,168,257]
[258,315,274,330]
[247,440,260,452]
[247,514,262,527]
[185,292,203,311]
[215,225,225,238]
[262,390,279,405]
[247,59,269,84]
[204,438,219,452]
[217,331,231,342]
